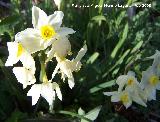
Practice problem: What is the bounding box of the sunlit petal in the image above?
[27,84,41,105]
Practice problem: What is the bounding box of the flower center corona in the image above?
[149,75,159,86]
[120,93,129,104]
[127,78,134,85]
[17,43,24,57]
[40,25,56,40]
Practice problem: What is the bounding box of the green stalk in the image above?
[39,52,48,83]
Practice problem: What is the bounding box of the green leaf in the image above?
[103,49,130,77]
[91,15,106,22]
[0,15,20,26]
[0,14,21,35]
[111,23,129,58]
[98,0,104,14]
[131,41,143,53]
[87,52,99,64]
[116,11,126,27]
[0,58,12,80]
[90,80,115,93]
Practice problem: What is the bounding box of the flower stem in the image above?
[39,52,48,83]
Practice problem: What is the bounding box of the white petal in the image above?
[149,88,157,100]
[52,82,62,100]
[59,60,73,77]
[151,55,160,76]
[54,0,62,10]
[124,99,132,109]
[5,42,20,66]
[68,76,75,89]
[61,72,66,81]
[147,50,160,59]
[57,27,75,36]
[47,36,71,61]
[126,84,146,103]
[55,86,62,101]
[144,86,156,101]
[156,82,160,90]
[75,61,82,71]
[119,91,132,109]
[20,52,36,73]
[61,60,81,72]
[42,36,57,50]
[32,6,48,29]
[125,84,134,93]
[140,66,154,89]
[127,71,135,77]
[139,89,148,103]
[51,64,60,80]
[48,11,64,29]
[58,60,78,89]
[13,67,27,88]
[41,83,55,105]
[27,84,41,105]
[116,75,128,91]
[111,93,120,102]
[15,28,44,54]
[84,106,102,121]
[13,67,36,89]
[132,93,147,107]
[116,75,128,85]
[46,47,55,62]
[103,91,117,96]
[74,44,87,62]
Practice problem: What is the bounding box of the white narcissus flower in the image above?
[51,44,87,89]
[148,50,160,76]
[13,67,36,89]
[5,42,35,73]
[27,81,62,105]
[16,6,75,54]
[104,91,132,109]
[46,36,71,62]
[140,66,160,101]
[116,71,147,107]
[116,71,140,92]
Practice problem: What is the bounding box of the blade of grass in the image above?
[90,80,115,93]
[103,49,130,78]
[87,52,99,64]
[111,23,129,59]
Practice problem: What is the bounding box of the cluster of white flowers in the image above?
[104,50,160,108]
[5,6,87,106]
